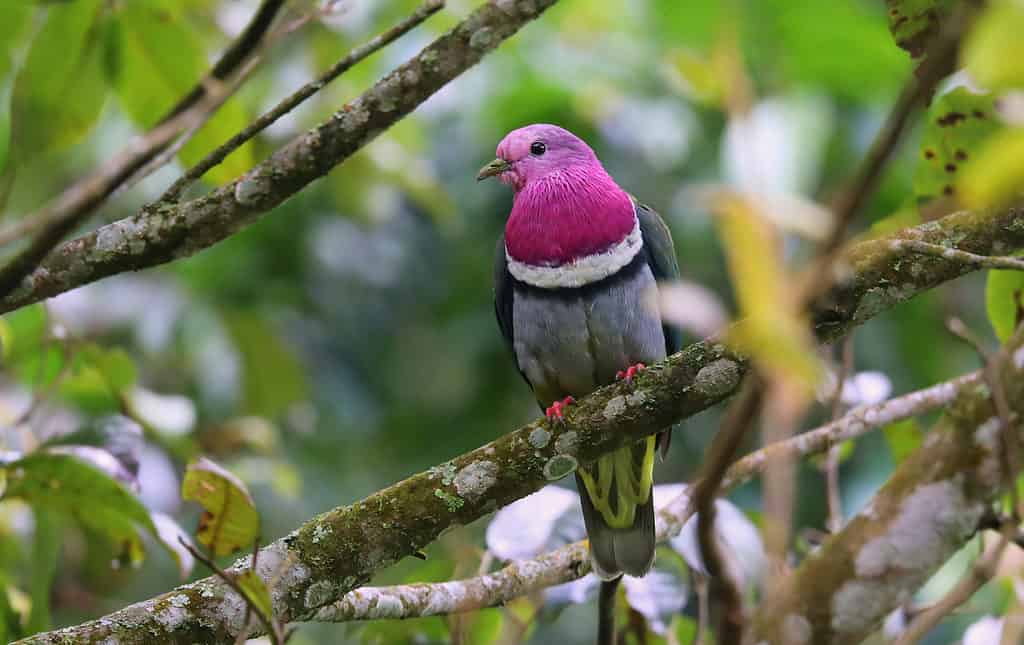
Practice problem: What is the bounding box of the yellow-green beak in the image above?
[477,158,511,181]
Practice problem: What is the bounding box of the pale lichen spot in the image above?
[782,614,812,644]
[152,594,191,631]
[855,479,983,579]
[554,430,578,455]
[234,174,265,207]
[626,390,648,406]
[434,488,464,512]
[312,524,332,544]
[428,462,457,486]
[603,395,627,420]
[304,580,338,610]
[528,426,551,449]
[693,359,741,399]
[543,454,578,481]
[831,579,893,636]
[454,460,498,502]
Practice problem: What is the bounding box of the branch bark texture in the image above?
[16,205,1023,644]
[0,0,558,316]
[752,334,1024,644]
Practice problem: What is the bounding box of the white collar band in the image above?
[506,214,642,289]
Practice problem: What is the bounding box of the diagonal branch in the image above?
[160,0,445,202]
[751,326,1024,644]
[311,363,985,624]
[0,0,560,316]
[15,205,1023,644]
[0,0,290,299]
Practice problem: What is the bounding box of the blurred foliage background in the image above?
[0,0,1020,643]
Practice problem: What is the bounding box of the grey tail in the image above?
[575,467,656,580]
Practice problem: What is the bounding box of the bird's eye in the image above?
[530,141,546,156]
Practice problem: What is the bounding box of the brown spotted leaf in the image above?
[884,0,954,58]
[913,88,1004,204]
[181,457,259,556]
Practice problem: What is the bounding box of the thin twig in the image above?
[315,367,980,624]
[693,573,709,645]
[896,239,1024,272]
[948,317,1022,519]
[160,0,445,202]
[0,0,289,300]
[179,538,286,645]
[799,3,973,308]
[692,378,763,644]
[122,59,263,193]
[825,336,855,533]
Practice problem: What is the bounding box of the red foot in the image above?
[616,363,646,383]
[545,396,575,422]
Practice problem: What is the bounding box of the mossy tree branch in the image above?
[0,0,560,316]
[16,205,1024,644]
[751,329,1024,645]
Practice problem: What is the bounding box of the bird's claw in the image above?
[615,363,646,384]
[545,396,575,423]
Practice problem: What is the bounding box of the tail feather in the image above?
[576,437,657,579]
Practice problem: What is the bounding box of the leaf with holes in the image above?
[913,88,1003,204]
[986,268,1024,342]
[884,0,955,59]
[182,457,259,556]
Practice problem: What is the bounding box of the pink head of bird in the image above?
[478,124,636,267]
[477,124,601,191]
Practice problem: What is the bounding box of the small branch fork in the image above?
[14,202,1022,643]
[0,0,291,299]
[160,0,445,203]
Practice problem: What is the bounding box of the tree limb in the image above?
[0,0,560,316]
[309,362,984,624]
[14,204,1023,644]
[751,328,1024,644]
[160,0,446,202]
[0,0,290,298]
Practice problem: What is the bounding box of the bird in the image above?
[479,123,682,583]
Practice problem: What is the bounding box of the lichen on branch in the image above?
[16,203,1023,644]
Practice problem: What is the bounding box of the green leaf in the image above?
[884,0,955,58]
[0,3,33,82]
[58,344,137,414]
[2,452,158,562]
[913,88,1003,204]
[223,313,308,418]
[11,0,109,161]
[1,304,48,364]
[235,570,273,621]
[467,609,503,645]
[959,128,1024,209]
[25,509,60,634]
[181,457,259,556]
[883,418,923,463]
[986,268,1024,342]
[114,4,253,184]
[964,0,1024,91]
